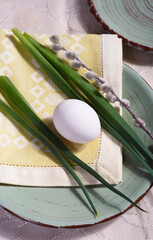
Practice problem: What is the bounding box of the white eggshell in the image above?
[53,99,101,143]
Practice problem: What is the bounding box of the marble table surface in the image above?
[0,0,153,239]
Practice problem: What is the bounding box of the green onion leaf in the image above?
[0,98,98,217]
[12,30,84,101]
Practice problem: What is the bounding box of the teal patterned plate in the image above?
[88,0,153,51]
[0,65,152,227]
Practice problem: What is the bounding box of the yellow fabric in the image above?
[0,29,101,168]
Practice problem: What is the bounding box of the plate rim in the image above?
[88,0,153,52]
[3,183,153,228]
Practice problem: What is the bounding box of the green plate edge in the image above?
[89,0,153,50]
[0,64,152,228]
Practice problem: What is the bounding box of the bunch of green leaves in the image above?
[0,27,152,215]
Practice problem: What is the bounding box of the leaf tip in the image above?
[95,210,98,218]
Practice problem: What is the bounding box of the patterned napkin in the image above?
[0,29,122,186]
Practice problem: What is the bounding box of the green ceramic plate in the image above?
[0,65,152,227]
[88,0,153,51]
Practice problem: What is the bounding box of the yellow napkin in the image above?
[0,29,122,186]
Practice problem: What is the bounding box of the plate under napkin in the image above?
[0,29,122,186]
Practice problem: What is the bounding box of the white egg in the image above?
[53,99,101,143]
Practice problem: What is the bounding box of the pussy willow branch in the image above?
[62,47,153,140]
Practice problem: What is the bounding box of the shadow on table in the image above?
[65,0,105,34]
[123,44,153,66]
